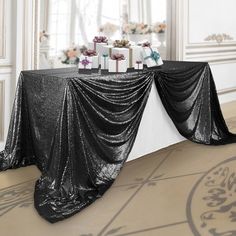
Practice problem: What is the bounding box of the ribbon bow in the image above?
[142,41,151,47]
[83,49,97,57]
[81,58,91,67]
[113,40,130,48]
[111,53,125,61]
[144,48,160,63]
[102,54,109,58]
[93,36,108,43]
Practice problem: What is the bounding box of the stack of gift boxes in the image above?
[79,36,163,73]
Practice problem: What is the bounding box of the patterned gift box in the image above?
[142,46,163,67]
[108,54,127,73]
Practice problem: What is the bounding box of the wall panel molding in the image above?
[0,0,6,58]
[175,0,236,64]
[0,80,4,140]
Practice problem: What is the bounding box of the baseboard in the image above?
[218,89,236,104]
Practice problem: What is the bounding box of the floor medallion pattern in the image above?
[187,156,236,236]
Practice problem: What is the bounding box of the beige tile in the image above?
[113,150,168,187]
[153,143,236,179]
[117,222,193,236]
[0,181,140,236]
[221,101,236,119]
[0,165,40,189]
[102,175,200,236]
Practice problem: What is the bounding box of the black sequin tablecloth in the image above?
[1,61,236,223]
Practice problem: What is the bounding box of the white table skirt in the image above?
[128,83,184,161]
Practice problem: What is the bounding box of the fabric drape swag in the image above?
[1,61,235,223]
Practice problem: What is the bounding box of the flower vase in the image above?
[128,34,151,44]
[156,33,166,48]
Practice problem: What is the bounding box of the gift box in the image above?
[134,61,143,70]
[88,36,108,53]
[101,54,109,70]
[108,54,127,73]
[101,45,113,58]
[79,56,92,69]
[83,50,99,68]
[112,41,142,68]
[88,36,108,64]
[142,46,163,67]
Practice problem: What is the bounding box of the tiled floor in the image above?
[0,101,236,236]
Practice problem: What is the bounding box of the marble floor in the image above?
[0,101,236,236]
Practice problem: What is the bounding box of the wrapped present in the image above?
[88,36,108,52]
[142,46,163,67]
[101,45,113,58]
[79,56,92,69]
[134,61,143,70]
[112,40,142,68]
[101,54,109,70]
[88,36,108,63]
[83,50,99,68]
[108,53,127,73]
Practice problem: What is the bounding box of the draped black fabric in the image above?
[0,61,235,223]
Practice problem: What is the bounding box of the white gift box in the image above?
[80,54,99,68]
[130,46,143,67]
[112,46,142,68]
[134,62,143,70]
[79,56,92,69]
[100,55,109,70]
[108,59,127,73]
[101,45,113,58]
[112,48,129,68]
[88,42,107,64]
[142,47,163,67]
[88,42,107,55]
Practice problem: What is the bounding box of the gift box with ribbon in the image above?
[79,56,92,69]
[88,36,108,63]
[101,45,113,58]
[112,40,142,68]
[134,61,143,70]
[108,53,127,73]
[101,54,109,70]
[142,46,163,67]
[82,49,99,68]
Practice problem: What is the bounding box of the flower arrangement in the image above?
[152,22,167,34]
[122,22,152,35]
[61,45,87,64]
[99,22,119,35]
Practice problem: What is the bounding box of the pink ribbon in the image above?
[111,54,125,72]
[83,49,97,57]
[93,36,108,51]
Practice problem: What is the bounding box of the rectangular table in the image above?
[0,61,235,223]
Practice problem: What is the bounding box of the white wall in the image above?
[173,0,236,104]
[0,0,13,150]
[0,0,35,149]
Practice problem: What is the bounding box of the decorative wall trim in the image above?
[0,0,6,59]
[177,0,236,64]
[0,80,4,141]
[205,33,234,44]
